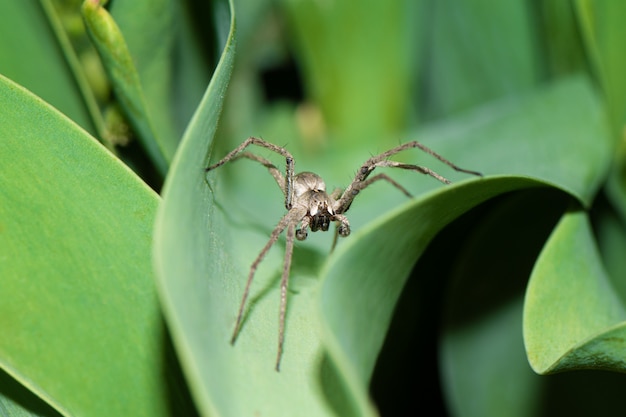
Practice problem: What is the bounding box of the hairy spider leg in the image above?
[230,208,307,368]
[331,171,414,228]
[206,137,296,209]
[231,211,289,344]
[371,161,452,184]
[230,213,289,345]
[276,222,297,371]
[335,141,482,214]
[375,141,483,177]
[295,216,311,240]
[233,152,286,195]
[327,188,348,253]
[361,172,413,195]
[285,157,294,209]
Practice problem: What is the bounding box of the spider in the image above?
[205,137,481,371]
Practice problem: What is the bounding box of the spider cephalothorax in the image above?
[205,137,481,371]
[292,172,348,239]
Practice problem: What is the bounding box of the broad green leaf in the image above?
[107,0,178,154]
[576,0,626,134]
[155,1,366,415]
[41,0,124,150]
[443,301,541,417]
[107,0,214,155]
[524,210,626,374]
[537,1,587,78]
[152,0,245,416]
[412,75,611,207]
[280,0,423,144]
[82,0,219,177]
[318,76,612,413]
[320,178,535,416]
[377,195,626,417]
[0,74,186,416]
[0,2,96,135]
[422,0,538,119]
[440,190,567,417]
[82,0,170,174]
[164,74,609,415]
[249,75,610,249]
[168,75,609,415]
[594,202,626,302]
[0,369,60,417]
[576,2,626,225]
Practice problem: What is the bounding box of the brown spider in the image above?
[205,137,481,371]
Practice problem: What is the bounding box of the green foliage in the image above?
[2,1,626,416]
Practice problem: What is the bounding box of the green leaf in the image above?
[318,76,612,413]
[82,0,170,174]
[0,1,96,135]
[321,178,534,416]
[280,0,423,144]
[0,369,61,417]
[107,0,214,157]
[106,0,179,154]
[414,75,611,207]
[152,0,245,416]
[576,0,626,134]
[524,210,626,374]
[0,74,180,416]
[439,190,567,417]
[155,1,370,415]
[81,0,219,177]
[159,73,610,415]
[422,0,539,119]
[536,1,587,78]
[594,201,626,300]
[576,1,626,226]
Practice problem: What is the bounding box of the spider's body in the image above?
[291,172,348,238]
[205,137,481,371]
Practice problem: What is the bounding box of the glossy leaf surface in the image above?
[0,74,179,416]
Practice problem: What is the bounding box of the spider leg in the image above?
[296,216,311,240]
[205,137,296,209]
[328,189,350,253]
[367,141,482,177]
[334,141,481,214]
[276,222,297,372]
[372,160,454,185]
[231,210,294,345]
[357,172,414,196]
[329,214,350,253]
[334,169,417,215]
[233,152,286,196]
[330,228,339,254]
[230,207,306,372]
[330,187,343,200]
